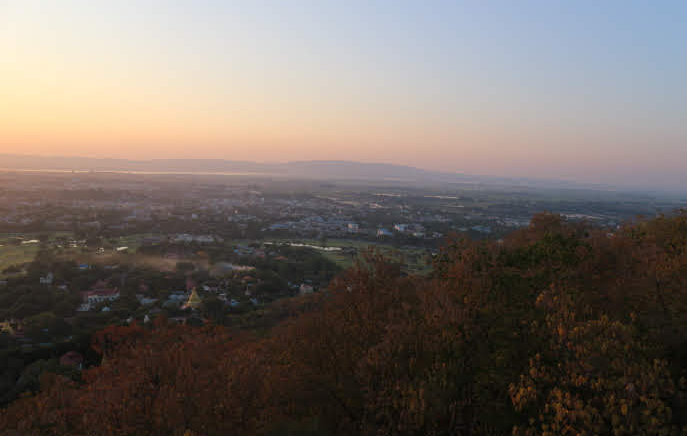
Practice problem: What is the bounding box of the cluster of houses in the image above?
[266,215,357,236]
[77,280,121,312]
[40,272,54,285]
[266,215,445,240]
[376,223,440,239]
[172,234,224,244]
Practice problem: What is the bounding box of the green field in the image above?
[110,234,152,251]
[0,233,152,276]
[0,233,434,277]
[0,245,40,275]
[0,238,40,276]
[267,238,433,274]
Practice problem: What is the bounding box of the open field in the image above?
[0,233,76,275]
[0,243,40,276]
[267,238,433,274]
[0,233,153,277]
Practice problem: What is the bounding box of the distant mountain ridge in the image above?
[0,154,443,178]
[0,153,609,190]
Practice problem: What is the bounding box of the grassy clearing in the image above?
[0,233,150,276]
[267,238,433,274]
[0,244,40,276]
[110,234,156,251]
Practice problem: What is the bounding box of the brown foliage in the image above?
[3,212,687,436]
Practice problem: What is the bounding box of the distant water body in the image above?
[0,168,414,182]
[0,168,270,176]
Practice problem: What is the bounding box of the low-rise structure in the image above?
[39,272,54,285]
[299,284,314,295]
[394,223,409,232]
[78,286,120,311]
[377,228,392,237]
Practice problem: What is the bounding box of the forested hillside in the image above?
[3,211,687,436]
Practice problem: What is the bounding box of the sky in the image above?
[1,1,686,189]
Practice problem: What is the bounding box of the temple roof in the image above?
[183,288,202,310]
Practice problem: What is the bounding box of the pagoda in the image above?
[182,288,203,310]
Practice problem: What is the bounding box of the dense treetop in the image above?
[3,211,687,436]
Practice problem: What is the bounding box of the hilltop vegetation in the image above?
[3,211,687,436]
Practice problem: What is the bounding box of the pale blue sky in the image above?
[1,1,686,189]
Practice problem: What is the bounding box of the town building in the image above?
[39,272,54,285]
[299,284,314,295]
[377,228,392,237]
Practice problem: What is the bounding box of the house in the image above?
[377,228,392,237]
[85,288,120,304]
[201,282,223,293]
[78,264,90,271]
[40,272,54,285]
[136,294,158,305]
[167,291,189,302]
[394,224,409,232]
[347,223,360,233]
[299,284,314,295]
[0,280,7,287]
[79,287,120,311]
[165,291,189,308]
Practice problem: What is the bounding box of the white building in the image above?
[78,289,120,311]
[299,284,314,295]
[39,272,54,285]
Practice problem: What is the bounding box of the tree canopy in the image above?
[3,211,687,436]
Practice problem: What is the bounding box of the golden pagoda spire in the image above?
[183,288,202,310]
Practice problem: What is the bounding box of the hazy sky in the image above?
[1,1,686,188]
